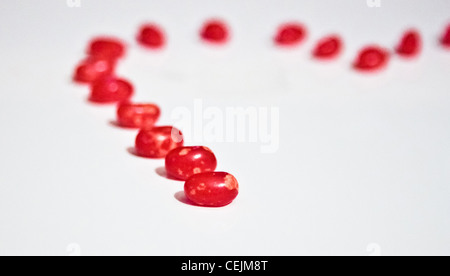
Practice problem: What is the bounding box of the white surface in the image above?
[0,0,449,256]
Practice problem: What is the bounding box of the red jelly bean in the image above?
[137,24,166,49]
[135,126,184,158]
[274,23,307,46]
[312,35,343,59]
[89,77,134,104]
[184,172,239,207]
[165,146,217,181]
[200,20,229,44]
[441,24,450,48]
[396,30,422,57]
[87,37,126,59]
[117,102,161,129]
[354,46,390,72]
[73,57,116,84]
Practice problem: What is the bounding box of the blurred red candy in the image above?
[396,29,422,57]
[441,24,450,48]
[275,23,307,46]
[87,37,126,59]
[117,102,161,129]
[137,24,166,49]
[200,20,229,44]
[354,46,390,72]
[313,35,343,59]
[89,77,133,104]
[73,57,115,84]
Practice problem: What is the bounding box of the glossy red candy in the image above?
[354,46,390,72]
[184,172,239,207]
[200,20,229,44]
[396,30,422,57]
[117,102,161,129]
[73,57,115,84]
[87,37,126,59]
[313,35,343,59]
[165,146,217,181]
[274,23,307,46]
[135,126,184,158]
[441,24,450,48]
[89,77,134,104]
[137,24,166,49]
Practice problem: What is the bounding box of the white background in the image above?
[0,0,449,256]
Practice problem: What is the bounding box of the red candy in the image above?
[88,37,126,59]
[135,126,184,158]
[441,24,450,48]
[354,46,390,72]
[165,146,217,181]
[312,35,343,59]
[73,57,116,84]
[200,20,229,44]
[274,23,307,46]
[89,77,134,104]
[396,30,422,57]
[137,24,166,49]
[184,172,239,207]
[117,102,161,129]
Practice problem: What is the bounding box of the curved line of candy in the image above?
[72,20,450,208]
